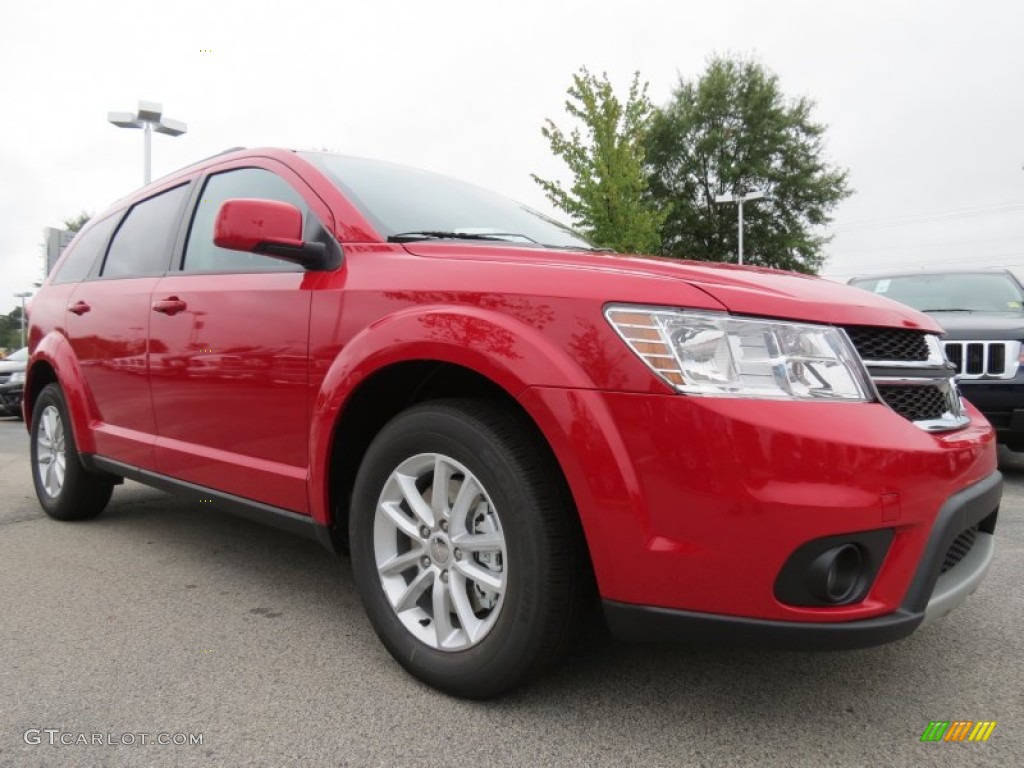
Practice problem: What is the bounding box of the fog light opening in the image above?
[810,544,864,604]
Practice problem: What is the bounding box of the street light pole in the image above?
[108,101,187,185]
[738,196,745,266]
[144,122,152,184]
[14,292,32,349]
[714,189,767,265]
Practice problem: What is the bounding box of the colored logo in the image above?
[920,721,996,742]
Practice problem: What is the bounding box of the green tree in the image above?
[645,56,851,273]
[532,68,667,254]
[1,307,24,350]
[64,211,91,233]
[0,315,12,350]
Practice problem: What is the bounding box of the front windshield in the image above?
[850,273,1024,313]
[300,152,593,250]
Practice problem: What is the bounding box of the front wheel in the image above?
[30,383,114,521]
[350,399,589,698]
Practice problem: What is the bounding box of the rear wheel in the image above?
[350,399,589,698]
[30,384,114,521]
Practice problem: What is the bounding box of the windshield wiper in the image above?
[919,308,976,312]
[562,244,616,253]
[387,231,538,244]
[388,230,612,252]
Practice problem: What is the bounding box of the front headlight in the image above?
[8,371,25,385]
[605,305,874,401]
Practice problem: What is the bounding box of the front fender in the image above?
[308,304,596,523]
[28,332,98,454]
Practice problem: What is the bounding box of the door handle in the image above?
[68,300,91,316]
[152,297,187,316]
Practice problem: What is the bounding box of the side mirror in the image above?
[213,198,328,269]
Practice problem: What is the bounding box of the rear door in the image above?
[148,163,325,513]
[65,183,191,468]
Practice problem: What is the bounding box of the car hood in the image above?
[0,360,25,373]
[925,311,1024,341]
[402,243,942,332]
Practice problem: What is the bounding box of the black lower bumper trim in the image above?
[603,600,923,651]
[900,470,1001,613]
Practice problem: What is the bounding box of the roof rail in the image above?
[144,147,248,188]
[191,146,247,165]
[215,146,247,157]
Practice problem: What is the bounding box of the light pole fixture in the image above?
[107,101,187,185]
[14,291,32,349]
[714,189,768,266]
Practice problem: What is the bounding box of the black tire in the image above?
[350,399,590,698]
[30,383,114,521]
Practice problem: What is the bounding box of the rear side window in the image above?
[102,184,190,278]
[182,168,307,273]
[51,215,119,284]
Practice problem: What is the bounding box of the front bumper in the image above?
[603,471,999,648]
[520,387,999,639]
[0,383,22,414]
[958,374,1024,447]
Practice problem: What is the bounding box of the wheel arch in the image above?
[314,359,562,547]
[309,305,594,525]
[308,307,633,601]
[26,333,97,453]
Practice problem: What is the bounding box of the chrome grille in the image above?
[841,326,967,432]
[941,526,978,574]
[845,327,931,362]
[943,340,1019,379]
[876,384,951,422]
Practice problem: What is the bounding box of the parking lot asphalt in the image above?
[0,413,1021,767]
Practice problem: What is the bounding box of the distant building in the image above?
[45,227,74,276]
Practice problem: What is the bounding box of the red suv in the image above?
[26,148,1000,697]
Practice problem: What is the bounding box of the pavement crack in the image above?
[0,516,45,526]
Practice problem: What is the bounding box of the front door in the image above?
[148,167,318,513]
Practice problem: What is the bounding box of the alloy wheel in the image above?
[373,453,508,651]
[36,404,66,498]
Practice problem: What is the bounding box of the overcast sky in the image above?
[1,0,1021,315]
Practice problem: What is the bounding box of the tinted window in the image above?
[102,184,190,278]
[183,168,306,273]
[300,152,592,249]
[851,273,1024,313]
[52,215,119,284]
